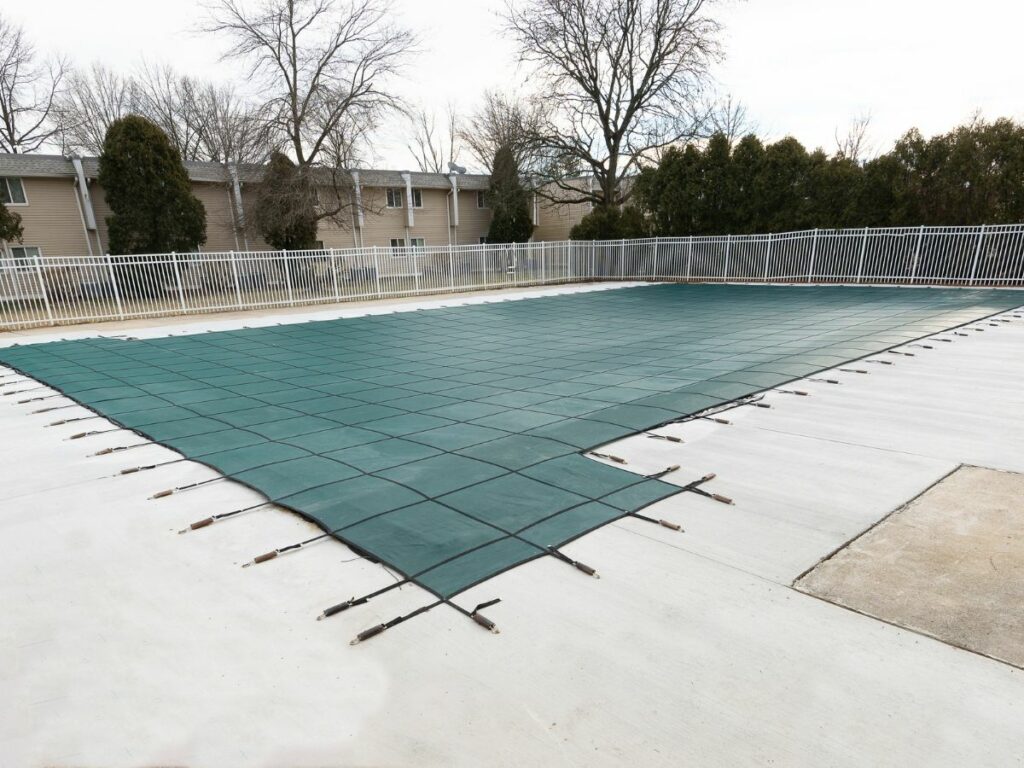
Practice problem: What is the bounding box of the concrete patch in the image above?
[796,466,1024,668]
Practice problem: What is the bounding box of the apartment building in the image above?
[0,153,588,260]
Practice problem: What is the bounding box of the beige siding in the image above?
[235,185,272,251]
[193,182,242,252]
[338,186,493,248]
[533,182,592,242]
[5,166,561,258]
[355,187,412,247]
[89,182,112,254]
[6,177,96,257]
[455,190,492,245]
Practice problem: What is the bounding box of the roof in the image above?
[0,153,80,178]
[0,152,491,190]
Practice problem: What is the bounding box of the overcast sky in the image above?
[6,0,1023,167]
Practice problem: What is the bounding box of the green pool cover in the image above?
[3,284,1022,599]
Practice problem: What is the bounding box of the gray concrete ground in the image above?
[797,465,1024,668]
[2,283,1024,767]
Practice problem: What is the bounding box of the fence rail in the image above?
[3,224,1024,330]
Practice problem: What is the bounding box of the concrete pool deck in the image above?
[2,282,1023,767]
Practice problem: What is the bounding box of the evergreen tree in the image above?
[633,117,1024,237]
[486,145,533,243]
[729,135,766,232]
[569,205,647,240]
[696,133,734,234]
[634,144,701,235]
[98,115,206,255]
[0,199,23,244]
[253,152,320,250]
[751,137,812,232]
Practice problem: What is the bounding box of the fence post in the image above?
[229,250,243,308]
[968,224,986,285]
[723,234,731,281]
[686,236,693,281]
[372,246,382,297]
[413,247,421,294]
[541,240,546,283]
[763,233,773,282]
[590,241,596,279]
[620,239,626,279]
[281,249,295,304]
[910,225,924,283]
[105,253,125,319]
[171,251,187,311]
[32,254,54,323]
[807,228,819,283]
[329,248,341,300]
[856,227,868,283]
[448,243,456,289]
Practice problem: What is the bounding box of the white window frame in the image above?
[386,188,403,208]
[389,237,406,252]
[476,190,488,209]
[0,176,28,206]
[409,237,425,249]
[8,245,41,261]
[410,188,423,208]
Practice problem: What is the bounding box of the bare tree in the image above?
[406,104,459,173]
[134,63,209,161]
[504,0,721,206]
[194,82,272,166]
[0,14,67,153]
[56,63,139,155]
[835,112,873,163]
[708,94,753,147]
[207,0,414,185]
[460,90,546,173]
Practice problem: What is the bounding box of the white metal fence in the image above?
[2,224,1023,330]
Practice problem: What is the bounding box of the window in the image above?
[386,188,403,208]
[1,177,27,205]
[9,246,41,260]
[479,236,488,244]
[411,188,423,208]
[476,190,488,209]
[390,237,425,253]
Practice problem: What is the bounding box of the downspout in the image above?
[70,157,101,255]
[71,157,98,231]
[225,183,240,251]
[448,174,459,245]
[71,177,95,257]
[445,189,453,245]
[71,157,105,254]
[228,163,249,250]
[351,170,364,248]
[401,171,414,246]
